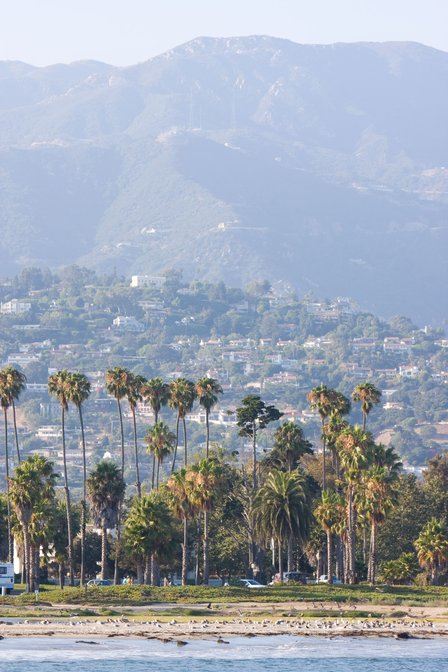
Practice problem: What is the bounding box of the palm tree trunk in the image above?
[23,524,31,592]
[182,517,188,586]
[171,415,180,473]
[117,399,124,475]
[205,409,210,458]
[145,554,151,585]
[151,454,156,490]
[156,459,160,489]
[346,489,353,583]
[327,531,333,584]
[4,408,13,563]
[183,417,188,467]
[114,398,124,584]
[101,526,108,579]
[136,561,143,585]
[151,553,160,586]
[151,410,158,489]
[321,420,326,490]
[252,427,257,490]
[113,512,121,586]
[59,560,65,589]
[78,404,87,587]
[369,520,377,584]
[131,408,141,498]
[203,510,210,584]
[278,541,283,582]
[11,400,21,464]
[287,535,294,573]
[61,406,75,587]
[195,524,201,585]
[335,535,343,581]
[151,554,159,586]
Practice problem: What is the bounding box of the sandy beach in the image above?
[1,601,447,640]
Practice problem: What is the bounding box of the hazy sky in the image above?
[2,0,448,66]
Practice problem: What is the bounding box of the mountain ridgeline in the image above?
[1,37,447,323]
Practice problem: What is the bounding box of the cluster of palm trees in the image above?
[4,367,224,588]
[310,383,401,584]
[1,366,430,588]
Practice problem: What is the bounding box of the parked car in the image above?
[239,578,266,588]
[87,579,114,587]
[283,571,308,584]
[318,575,342,584]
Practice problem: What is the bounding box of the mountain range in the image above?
[1,36,447,323]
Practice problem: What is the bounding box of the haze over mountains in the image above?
[0,36,447,323]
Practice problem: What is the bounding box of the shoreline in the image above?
[1,617,447,640]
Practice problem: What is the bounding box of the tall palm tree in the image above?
[361,465,397,584]
[126,374,146,498]
[2,366,26,464]
[309,386,350,489]
[105,366,132,583]
[352,382,382,430]
[169,378,196,472]
[253,469,310,582]
[87,460,125,580]
[9,455,57,592]
[140,377,170,488]
[167,468,195,585]
[415,518,448,585]
[359,443,401,583]
[336,426,372,583]
[195,377,223,457]
[67,372,91,587]
[105,367,132,475]
[314,490,344,585]
[144,421,175,489]
[0,371,13,562]
[48,369,75,586]
[187,458,223,584]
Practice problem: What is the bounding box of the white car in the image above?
[239,578,266,588]
[318,575,342,584]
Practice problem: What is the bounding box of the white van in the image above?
[0,562,14,594]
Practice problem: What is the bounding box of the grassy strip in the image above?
[1,584,448,607]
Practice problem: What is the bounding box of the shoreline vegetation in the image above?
[2,585,448,640]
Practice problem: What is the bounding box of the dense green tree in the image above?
[415,518,448,584]
[236,395,283,490]
[253,469,310,582]
[9,455,57,591]
[87,460,125,580]
[266,421,313,473]
[124,492,174,585]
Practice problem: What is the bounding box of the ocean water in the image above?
[1,636,448,672]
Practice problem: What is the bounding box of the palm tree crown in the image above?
[352,382,382,430]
